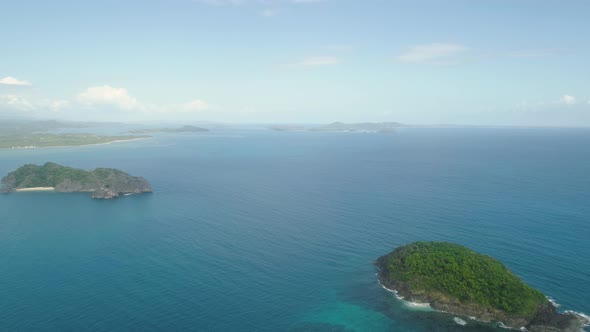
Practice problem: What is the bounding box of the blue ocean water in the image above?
[0,128,588,331]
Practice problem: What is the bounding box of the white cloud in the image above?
[195,0,245,5]
[1,83,211,120]
[292,56,340,67]
[260,8,279,17]
[397,43,468,64]
[561,95,576,105]
[0,95,71,114]
[179,99,209,112]
[0,76,32,86]
[47,100,70,111]
[0,94,35,110]
[78,85,140,110]
[77,85,210,116]
[506,49,561,58]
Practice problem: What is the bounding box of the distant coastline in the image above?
[2,137,150,150]
[128,125,209,134]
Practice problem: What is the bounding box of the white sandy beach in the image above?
[15,187,55,192]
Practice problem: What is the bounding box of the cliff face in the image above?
[375,242,587,332]
[1,162,152,199]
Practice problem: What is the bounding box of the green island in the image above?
[129,125,209,134]
[375,242,588,331]
[1,162,152,199]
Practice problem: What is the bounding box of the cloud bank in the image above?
[0,84,210,121]
[0,76,32,86]
[397,43,468,65]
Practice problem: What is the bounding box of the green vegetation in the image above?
[129,125,208,134]
[0,120,148,149]
[377,242,548,318]
[1,162,152,199]
[8,162,91,188]
[0,134,148,149]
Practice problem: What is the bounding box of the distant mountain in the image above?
[309,122,403,133]
[269,122,404,133]
[269,125,307,132]
[129,125,209,134]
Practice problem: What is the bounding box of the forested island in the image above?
[376,242,588,331]
[1,162,152,199]
[129,125,209,134]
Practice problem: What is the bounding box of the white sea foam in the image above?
[404,301,431,309]
[376,277,431,309]
[378,278,588,331]
[547,296,560,308]
[547,297,589,331]
[379,283,404,300]
[564,310,590,330]
[453,317,467,326]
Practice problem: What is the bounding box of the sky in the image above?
[1,0,590,125]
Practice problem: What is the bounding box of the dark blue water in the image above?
[0,128,588,331]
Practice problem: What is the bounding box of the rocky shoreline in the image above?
[376,271,587,331]
[375,243,589,332]
[1,163,152,200]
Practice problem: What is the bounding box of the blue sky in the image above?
[1,0,589,125]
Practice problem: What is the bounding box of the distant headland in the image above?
[375,242,589,331]
[0,120,150,149]
[128,125,209,134]
[1,162,152,199]
[270,122,403,133]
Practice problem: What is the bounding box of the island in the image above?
[269,122,403,133]
[1,162,152,199]
[310,122,403,133]
[268,125,306,132]
[129,125,209,134]
[375,242,588,331]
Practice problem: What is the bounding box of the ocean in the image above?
[0,127,588,331]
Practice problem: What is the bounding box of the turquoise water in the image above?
[0,128,588,331]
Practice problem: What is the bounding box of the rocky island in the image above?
[1,162,152,199]
[376,242,588,331]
